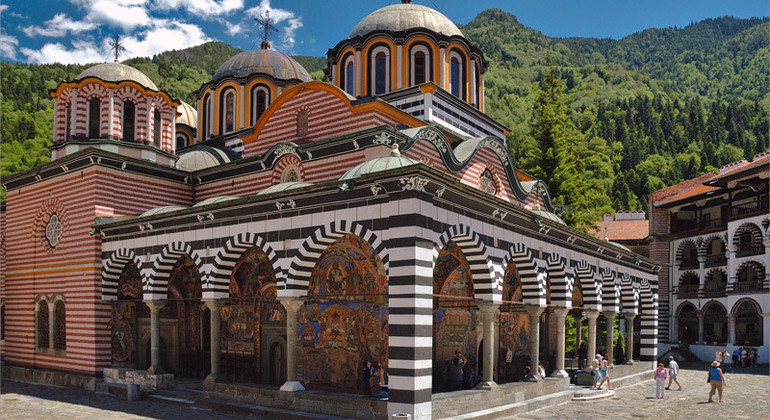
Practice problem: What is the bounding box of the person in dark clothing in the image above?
[360,360,372,394]
[449,351,467,391]
[369,367,387,397]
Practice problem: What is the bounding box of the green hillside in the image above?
[2,10,767,227]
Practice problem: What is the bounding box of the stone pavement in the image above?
[502,364,770,420]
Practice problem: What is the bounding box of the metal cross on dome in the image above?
[255,9,278,49]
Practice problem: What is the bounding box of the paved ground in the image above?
[503,364,770,420]
[1,364,768,419]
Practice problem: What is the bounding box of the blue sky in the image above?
[1,0,767,64]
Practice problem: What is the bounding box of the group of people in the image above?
[359,360,388,397]
[590,353,615,390]
[653,356,683,399]
[716,347,759,370]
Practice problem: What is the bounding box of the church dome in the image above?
[348,2,463,38]
[175,101,197,127]
[213,48,313,82]
[176,145,237,171]
[339,145,420,181]
[76,62,158,90]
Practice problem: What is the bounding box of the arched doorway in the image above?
[497,261,529,383]
[111,261,142,368]
[433,241,477,392]
[299,234,388,393]
[734,300,762,346]
[164,255,205,378]
[269,341,286,385]
[703,303,727,344]
[220,246,284,384]
[677,303,698,344]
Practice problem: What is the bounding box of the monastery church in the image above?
[0,2,660,419]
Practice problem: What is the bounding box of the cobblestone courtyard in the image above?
[1,365,768,419]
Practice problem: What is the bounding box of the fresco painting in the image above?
[498,262,530,381]
[111,262,142,366]
[298,234,388,392]
[166,255,203,354]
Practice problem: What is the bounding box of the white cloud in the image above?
[226,24,243,36]
[120,20,210,58]
[0,34,19,61]
[21,39,107,64]
[245,0,302,52]
[0,5,8,12]
[87,0,151,31]
[23,13,98,38]
[154,0,243,18]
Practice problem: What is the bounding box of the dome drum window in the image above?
[343,55,356,96]
[122,100,136,141]
[410,44,431,86]
[88,98,101,138]
[221,88,237,134]
[251,85,271,125]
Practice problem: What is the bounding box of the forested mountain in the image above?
[2,10,767,227]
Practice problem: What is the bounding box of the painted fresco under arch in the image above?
[299,234,388,393]
[433,241,478,391]
[111,261,142,366]
[498,261,531,383]
[161,255,204,377]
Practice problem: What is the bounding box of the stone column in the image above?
[604,311,616,364]
[575,315,583,354]
[279,298,305,392]
[550,308,570,378]
[47,302,55,348]
[205,300,224,383]
[624,313,636,364]
[697,313,704,344]
[762,313,770,350]
[477,302,499,389]
[146,301,165,374]
[727,314,736,345]
[526,306,545,380]
[585,310,599,363]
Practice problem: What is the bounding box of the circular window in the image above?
[45,214,63,248]
[479,169,497,195]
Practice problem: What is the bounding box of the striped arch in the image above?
[546,253,572,308]
[700,233,727,256]
[638,278,658,361]
[271,154,305,184]
[203,233,282,300]
[732,222,763,248]
[503,243,545,306]
[575,260,602,310]
[102,248,143,302]
[285,220,389,295]
[144,241,204,300]
[601,267,621,313]
[674,238,698,262]
[619,274,639,314]
[433,224,498,302]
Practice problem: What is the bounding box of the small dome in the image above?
[193,196,240,207]
[176,145,236,171]
[339,145,420,181]
[176,101,197,127]
[213,49,313,82]
[258,182,314,195]
[77,62,158,90]
[140,205,187,217]
[531,209,566,226]
[349,3,463,39]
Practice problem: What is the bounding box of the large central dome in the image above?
[77,62,158,90]
[348,2,463,38]
[213,48,312,82]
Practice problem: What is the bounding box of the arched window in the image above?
[283,169,298,183]
[201,93,211,140]
[251,86,269,125]
[88,97,100,138]
[65,102,72,140]
[449,50,465,99]
[122,101,135,141]
[153,109,161,147]
[37,300,49,348]
[342,54,355,96]
[176,133,189,150]
[221,88,236,134]
[370,46,390,95]
[410,45,431,86]
[54,300,66,350]
[479,169,497,195]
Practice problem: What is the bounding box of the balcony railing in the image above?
[730,201,769,220]
[679,260,699,270]
[736,245,765,258]
[701,218,726,230]
[670,219,698,234]
[704,254,727,267]
[730,281,766,293]
[702,284,727,298]
[676,285,700,298]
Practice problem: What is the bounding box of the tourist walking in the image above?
[654,363,668,399]
[715,349,723,363]
[597,354,614,390]
[740,347,747,367]
[591,354,602,389]
[722,350,734,373]
[665,356,682,390]
[708,360,726,403]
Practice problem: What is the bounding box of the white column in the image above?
[585,310,599,364]
[355,50,362,97]
[146,301,165,374]
[70,90,78,138]
[108,91,115,138]
[624,313,635,364]
[439,47,446,87]
[331,63,337,85]
[604,311,616,364]
[205,300,224,383]
[239,85,245,129]
[146,97,153,144]
[396,44,403,89]
[279,298,305,391]
[470,60,477,106]
[526,306,545,380]
[480,73,485,112]
[550,308,570,378]
[47,302,55,349]
[727,314,736,344]
[477,302,499,389]
[697,313,704,343]
[762,313,770,350]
